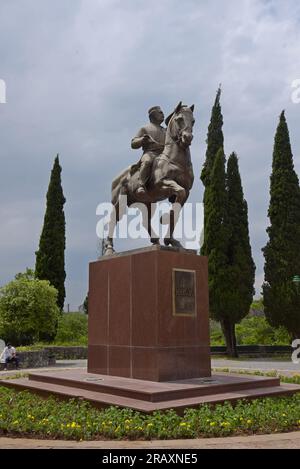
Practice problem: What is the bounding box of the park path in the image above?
[211,358,300,376]
[1,431,300,449]
[2,358,300,378]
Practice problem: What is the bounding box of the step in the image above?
[1,377,299,413]
[27,370,280,402]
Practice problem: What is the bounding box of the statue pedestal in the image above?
[88,246,211,381]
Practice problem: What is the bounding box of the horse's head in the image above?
[165,101,195,148]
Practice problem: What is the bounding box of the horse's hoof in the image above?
[104,249,115,256]
[164,238,184,249]
[104,245,115,256]
[151,238,160,246]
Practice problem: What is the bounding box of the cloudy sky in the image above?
[1,0,300,310]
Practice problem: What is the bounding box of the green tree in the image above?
[235,316,290,346]
[35,155,66,312]
[83,293,88,315]
[219,152,255,356]
[263,111,300,338]
[200,86,224,188]
[54,312,88,345]
[201,148,233,347]
[201,87,224,263]
[0,269,60,345]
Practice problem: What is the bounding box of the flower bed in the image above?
[0,386,300,440]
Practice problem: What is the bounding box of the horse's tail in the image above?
[111,166,131,205]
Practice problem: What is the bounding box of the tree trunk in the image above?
[221,319,238,358]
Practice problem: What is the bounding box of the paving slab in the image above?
[1,431,300,449]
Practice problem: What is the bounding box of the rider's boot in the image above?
[136,184,146,194]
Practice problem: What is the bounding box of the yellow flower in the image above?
[71,422,76,428]
[210,422,216,427]
[247,420,252,425]
[180,422,187,427]
[147,423,153,427]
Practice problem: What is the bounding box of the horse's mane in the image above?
[165,105,190,126]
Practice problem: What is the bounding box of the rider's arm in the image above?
[131,127,146,149]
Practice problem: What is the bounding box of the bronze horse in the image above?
[104,102,195,254]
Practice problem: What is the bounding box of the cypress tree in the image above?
[201,89,256,355]
[201,87,224,259]
[202,148,232,343]
[263,111,300,338]
[35,155,66,312]
[221,152,255,356]
[200,86,224,188]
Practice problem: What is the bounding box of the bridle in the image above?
[168,109,193,146]
[168,112,183,144]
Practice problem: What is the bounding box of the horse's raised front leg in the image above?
[159,179,189,249]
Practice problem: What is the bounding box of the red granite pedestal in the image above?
[88,246,211,381]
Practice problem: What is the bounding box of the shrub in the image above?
[54,312,88,345]
[235,316,290,345]
[210,315,290,346]
[0,269,60,346]
[210,321,225,345]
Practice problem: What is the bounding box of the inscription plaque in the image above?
[172,268,196,316]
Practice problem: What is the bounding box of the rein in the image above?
[168,114,182,144]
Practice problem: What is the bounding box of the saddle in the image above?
[129,160,141,176]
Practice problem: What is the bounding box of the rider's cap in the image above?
[148,106,161,116]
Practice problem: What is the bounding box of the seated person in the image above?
[0,343,20,371]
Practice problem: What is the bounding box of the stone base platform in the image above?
[1,369,299,413]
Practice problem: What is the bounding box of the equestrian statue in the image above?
[104,101,195,255]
